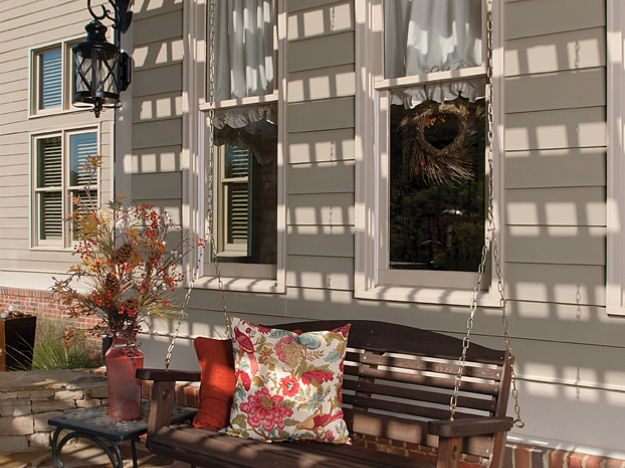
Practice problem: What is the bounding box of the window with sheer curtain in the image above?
[383,0,487,284]
[356,0,493,300]
[207,0,278,273]
[33,130,98,247]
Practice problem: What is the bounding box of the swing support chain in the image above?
[207,0,233,342]
[449,0,524,428]
[162,0,232,370]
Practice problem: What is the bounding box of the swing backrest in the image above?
[277,319,512,465]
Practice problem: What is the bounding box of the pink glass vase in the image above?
[105,337,144,420]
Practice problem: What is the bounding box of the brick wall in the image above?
[0,287,105,355]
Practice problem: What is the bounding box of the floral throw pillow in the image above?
[224,318,351,444]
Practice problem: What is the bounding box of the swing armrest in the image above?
[428,416,513,438]
[136,368,201,440]
[136,368,201,382]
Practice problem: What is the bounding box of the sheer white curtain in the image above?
[385,0,484,108]
[214,0,276,104]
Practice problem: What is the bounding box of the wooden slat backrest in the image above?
[276,320,512,464]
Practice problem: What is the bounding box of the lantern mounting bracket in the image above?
[87,0,133,43]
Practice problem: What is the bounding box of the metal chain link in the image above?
[207,0,233,341]
[162,0,232,369]
[449,0,524,428]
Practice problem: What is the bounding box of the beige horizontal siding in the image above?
[505,68,605,114]
[287,160,355,195]
[288,31,354,73]
[0,90,27,106]
[288,0,348,15]
[287,128,355,164]
[132,145,182,173]
[132,172,182,200]
[505,148,605,189]
[287,225,354,257]
[133,9,183,46]
[287,1,353,42]
[505,226,605,265]
[287,193,354,225]
[506,186,606,226]
[133,92,184,123]
[0,67,28,86]
[505,27,605,77]
[132,64,183,97]
[133,0,182,20]
[288,97,355,133]
[288,64,356,103]
[505,107,606,151]
[505,263,605,306]
[133,118,183,149]
[286,255,354,291]
[504,0,604,41]
[133,38,184,71]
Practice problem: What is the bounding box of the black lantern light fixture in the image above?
[72,0,133,118]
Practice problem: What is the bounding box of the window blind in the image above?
[40,192,63,239]
[37,137,62,188]
[36,136,62,240]
[40,48,62,109]
[225,147,250,245]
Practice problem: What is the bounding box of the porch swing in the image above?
[137,1,523,467]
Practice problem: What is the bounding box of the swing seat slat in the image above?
[138,320,514,468]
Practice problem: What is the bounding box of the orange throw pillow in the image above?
[192,337,236,431]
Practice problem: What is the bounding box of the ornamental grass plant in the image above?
[6,319,101,371]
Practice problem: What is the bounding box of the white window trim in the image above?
[182,0,287,295]
[354,0,505,307]
[607,0,625,316]
[30,126,101,251]
[29,36,89,118]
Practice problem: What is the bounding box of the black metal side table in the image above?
[48,400,198,468]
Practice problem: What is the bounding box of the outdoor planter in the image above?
[0,314,37,371]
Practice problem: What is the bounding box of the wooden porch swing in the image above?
[137,1,523,467]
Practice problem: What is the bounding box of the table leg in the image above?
[51,427,63,468]
[56,432,123,468]
[131,438,138,468]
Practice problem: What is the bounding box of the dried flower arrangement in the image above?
[51,155,191,347]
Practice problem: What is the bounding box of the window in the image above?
[201,0,280,281]
[31,39,83,115]
[355,0,503,304]
[33,130,98,247]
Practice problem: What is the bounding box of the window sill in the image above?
[29,108,98,119]
[194,275,284,294]
[30,245,73,252]
[355,284,501,307]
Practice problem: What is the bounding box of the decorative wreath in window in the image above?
[399,98,485,185]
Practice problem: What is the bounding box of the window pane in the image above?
[40,48,62,109]
[37,137,62,188]
[71,189,98,240]
[40,191,63,240]
[70,132,98,186]
[215,118,277,264]
[211,0,276,101]
[389,97,485,272]
[384,0,482,79]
